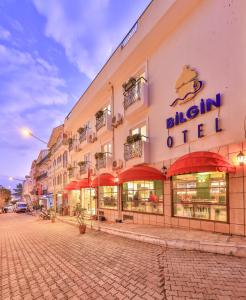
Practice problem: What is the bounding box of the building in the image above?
[27,0,246,236]
[22,176,33,205]
[35,149,50,207]
[47,125,69,214]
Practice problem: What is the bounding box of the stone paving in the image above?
[1,214,246,300]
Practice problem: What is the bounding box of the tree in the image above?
[13,183,23,198]
[0,187,11,207]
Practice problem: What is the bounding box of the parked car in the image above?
[15,202,27,213]
[2,205,14,213]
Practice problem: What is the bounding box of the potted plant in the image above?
[78,161,86,167]
[75,207,87,234]
[126,133,142,144]
[77,127,86,134]
[94,152,104,160]
[122,77,137,92]
[67,165,73,171]
[95,110,104,119]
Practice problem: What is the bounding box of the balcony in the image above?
[123,77,148,119]
[36,172,48,181]
[124,140,149,165]
[95,154,112,171]
[79,162,88,176]
[95,111,112,134]
[79,130,87,143]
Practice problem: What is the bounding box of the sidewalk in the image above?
[56,215,246,258]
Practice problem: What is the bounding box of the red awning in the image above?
[118,165,165,184]
[64,181,79,191]
[76,178,91,189]
[167,151,236,177]
[91,173,117,187]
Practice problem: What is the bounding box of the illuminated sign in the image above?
[166,66,222,148]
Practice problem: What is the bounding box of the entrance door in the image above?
[82,188,96,215]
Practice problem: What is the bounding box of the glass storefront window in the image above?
[99,186,118,209]
[172,172,227,222]
[122,180,163,214]
[81,188,96,215]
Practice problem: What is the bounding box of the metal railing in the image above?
[124,140,145,161]
[95,111,107,132]
[79,130,87,143]
[121,22,138,48]
[96,156,106,170]
[123,77,146,111]
[36,172,48,181]
[79,164,88,175]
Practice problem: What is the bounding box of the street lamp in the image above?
[20,128,48,145]
[9,176,25,182]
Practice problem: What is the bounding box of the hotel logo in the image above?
[170,65,203,107]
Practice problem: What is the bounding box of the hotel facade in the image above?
[27,0,246,236]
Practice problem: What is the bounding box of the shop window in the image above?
[122,180,163,214]
[172,172,227,222]
[99,186,118,209]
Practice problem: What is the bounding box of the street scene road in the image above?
[1,214,246,300]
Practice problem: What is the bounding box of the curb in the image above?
[56,217,246,258]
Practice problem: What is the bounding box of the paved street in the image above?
[1,214,246,300]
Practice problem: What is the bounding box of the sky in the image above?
[0,0,151,189]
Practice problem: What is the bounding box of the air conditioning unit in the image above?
[112,159,123,170]
[112,113,123,128]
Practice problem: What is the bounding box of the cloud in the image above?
[0,44,68,113]
[0,25,11,40]
[0,42,68,159]
[33,0,149,79]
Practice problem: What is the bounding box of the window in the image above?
[63,151,68,168]
[172,172,227,222]
[84,153,91,163]
[103,104,111,115]
[99,186,118,209]
[63,173,67,186]
[131,124,147,141]
[122,180,163,214]
[102,142,112,156]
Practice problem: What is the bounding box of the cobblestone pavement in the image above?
[1,214,246,300]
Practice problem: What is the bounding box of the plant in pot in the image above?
[77,126,86,134]
[75,207,87,234]
[78,161,86,167]
[126,133,142,144]
[122,77,137,92]
[94,152,104,160]
[95,110,104,119]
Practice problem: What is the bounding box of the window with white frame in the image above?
[130,123,147,141]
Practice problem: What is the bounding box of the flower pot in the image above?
[79,224,86,234]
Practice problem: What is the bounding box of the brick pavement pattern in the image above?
[1,214,246,300]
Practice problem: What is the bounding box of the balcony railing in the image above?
[79,130,87,143]
[123,77,147,111]
[124,140,144,161]
[95,111,107,132]
[96,156,106,170]
[79,164,88,175]
[36,172,48,181]
[68,169,74,178]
